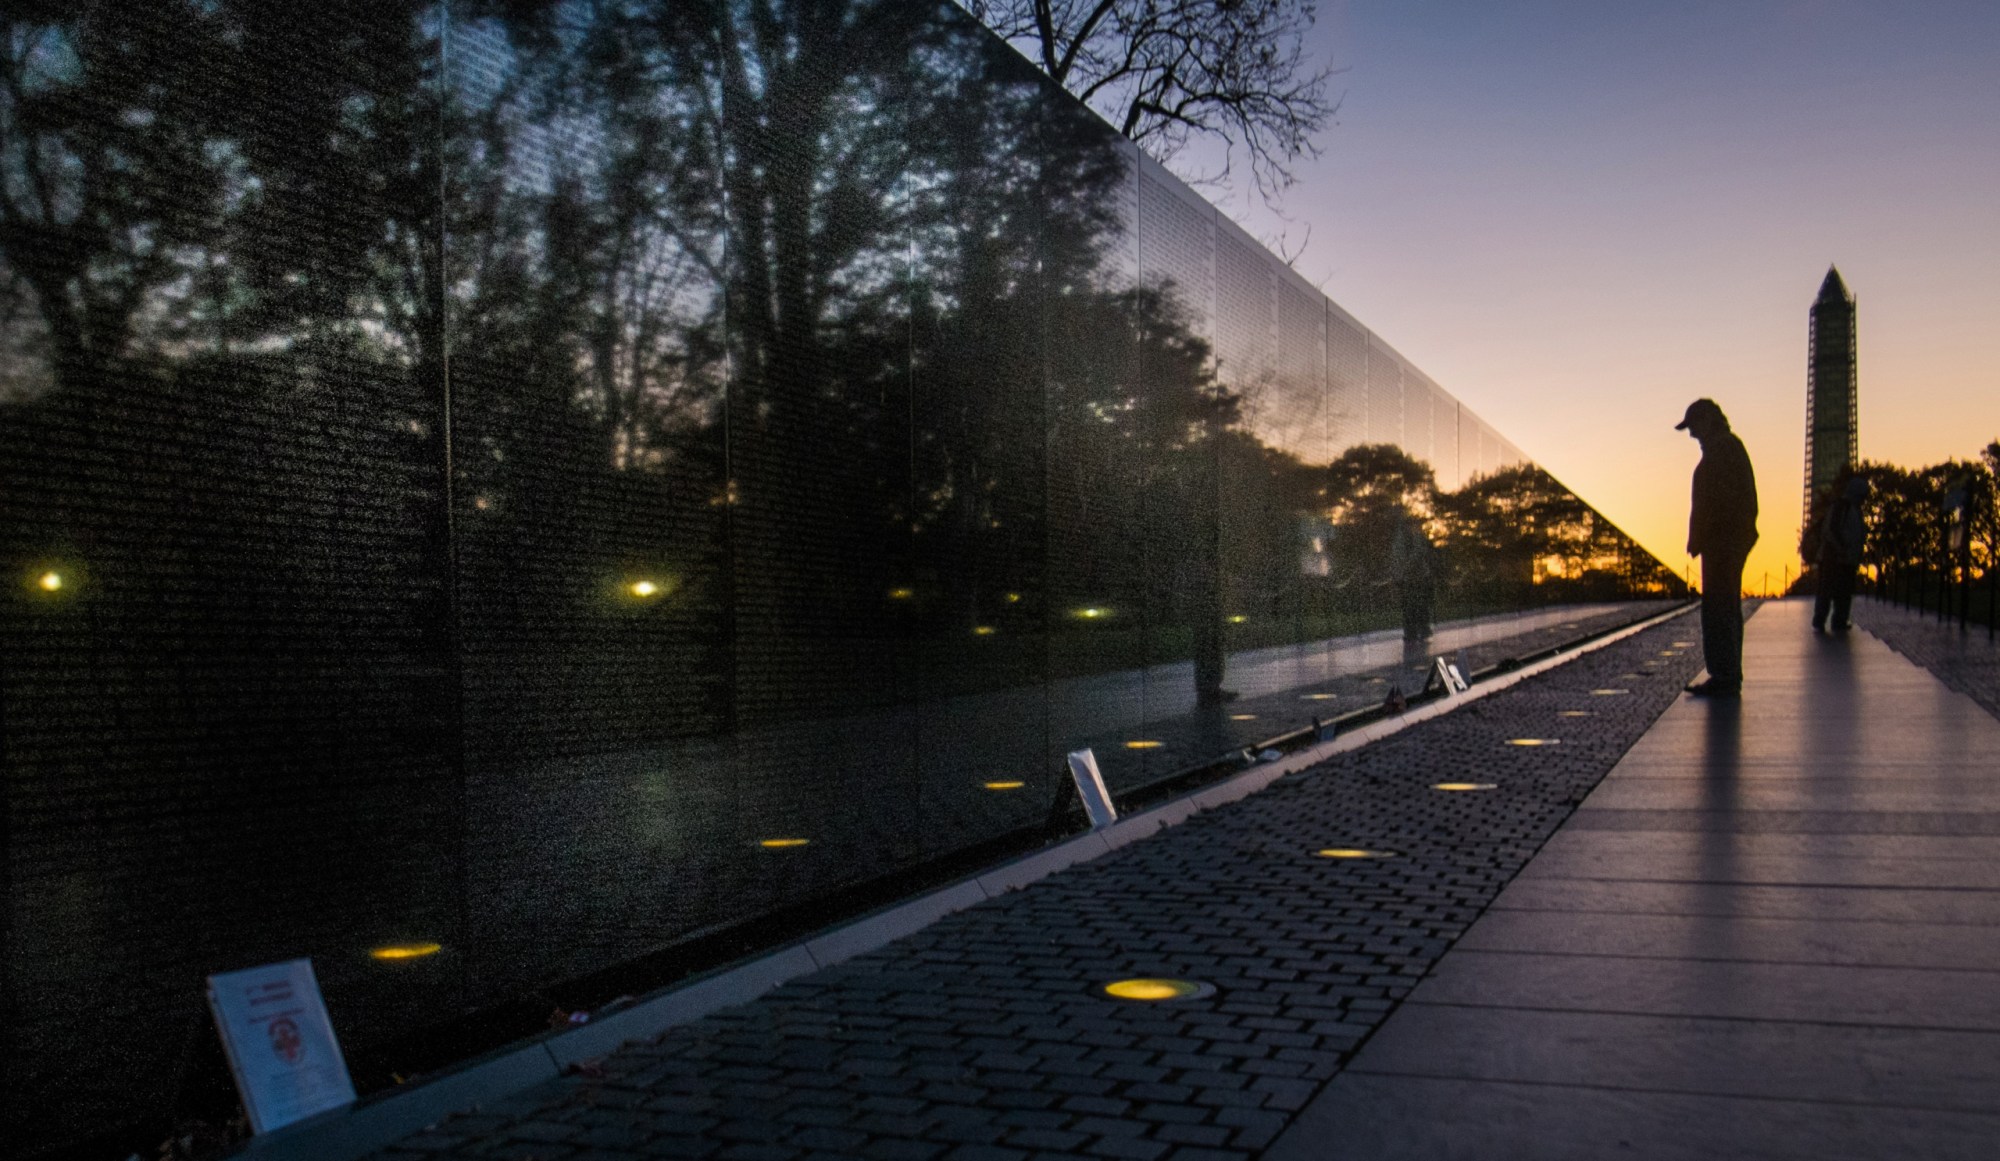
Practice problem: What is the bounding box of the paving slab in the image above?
[1271,599,2000,1160]
[1270,1074,2000,1161]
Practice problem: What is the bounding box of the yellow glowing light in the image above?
[1659,651,1678,656]
[1229,713,1258,721]
[1076,607,1105,619]
[1124,739,1164,750]
[983,780,1025,791]
[629,580,660,597]
[1316,848,1396,859]
[370,942,442,961]
[38,571,63,592]
[1591,689,1631,696]
[1227,615,1248,624]
[888,587,914,600]
[759,837,810,849]
[1506,738,1557,747]
[1005,592,1021,603]
[1300,693,1337,701]
[972,625,996,636]
[1672,641,1695,647]
[1434,782,1498,792]
[1102,978,1207,1001]
[1558,710,1593,718]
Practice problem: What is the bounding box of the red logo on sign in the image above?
[268,1017,305,1065]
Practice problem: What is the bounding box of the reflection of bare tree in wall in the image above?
[962,0,1336,200]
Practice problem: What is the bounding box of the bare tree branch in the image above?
[962,0,1336,204]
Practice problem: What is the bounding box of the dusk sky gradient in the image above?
[1212,0,2000,593]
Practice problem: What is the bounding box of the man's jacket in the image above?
[1689,431,1758,558]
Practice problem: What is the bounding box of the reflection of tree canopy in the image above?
[0,0,1682,721]
[1303,451,1678,603]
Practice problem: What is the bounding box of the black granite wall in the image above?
[0,1,1683,1151]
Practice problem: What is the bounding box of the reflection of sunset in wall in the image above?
[1220,1,2000,595]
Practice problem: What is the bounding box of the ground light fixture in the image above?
[1123,739,1164,750]
[369,942,442,961]
[1558,710,1593,718]
[1433,782,1498,792]
[39,571,63,592]
[1506,738,1557,746]
[1315,848,1399,859]
[982,780,1024,791]
[758,837,809,849]
[1229,713,1257,721]
[1591,688,1631,696]
[1300,692,1337,701]
[1098,978,1216,1002]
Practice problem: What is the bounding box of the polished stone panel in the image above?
[0,0,1685,1151]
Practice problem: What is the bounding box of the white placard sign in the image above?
[1065,748,1118,829]
[206,958,356,1133]
[1432,657,1469,695]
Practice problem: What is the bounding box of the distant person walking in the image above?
[1813,475,1869,632]
[1677,398,1758,697]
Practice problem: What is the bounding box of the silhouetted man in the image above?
[1677,398,1758,697]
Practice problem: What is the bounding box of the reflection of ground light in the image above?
[369,942,442,961]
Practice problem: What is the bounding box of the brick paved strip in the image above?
[366,611,1705,1161]
[1854,597,2000,723]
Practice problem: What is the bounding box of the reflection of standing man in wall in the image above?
[1390,512,1437,643]
[1677,398,1758,697]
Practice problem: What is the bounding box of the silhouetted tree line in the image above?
[1805,444,2000,592]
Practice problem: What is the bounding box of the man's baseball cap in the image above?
[1674,398,1724,430]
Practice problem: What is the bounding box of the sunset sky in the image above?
[1217,0,2000,593]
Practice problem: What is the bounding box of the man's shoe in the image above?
[1685,679,1741,699]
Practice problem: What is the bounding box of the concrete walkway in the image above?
[1269,598,2000,1160]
